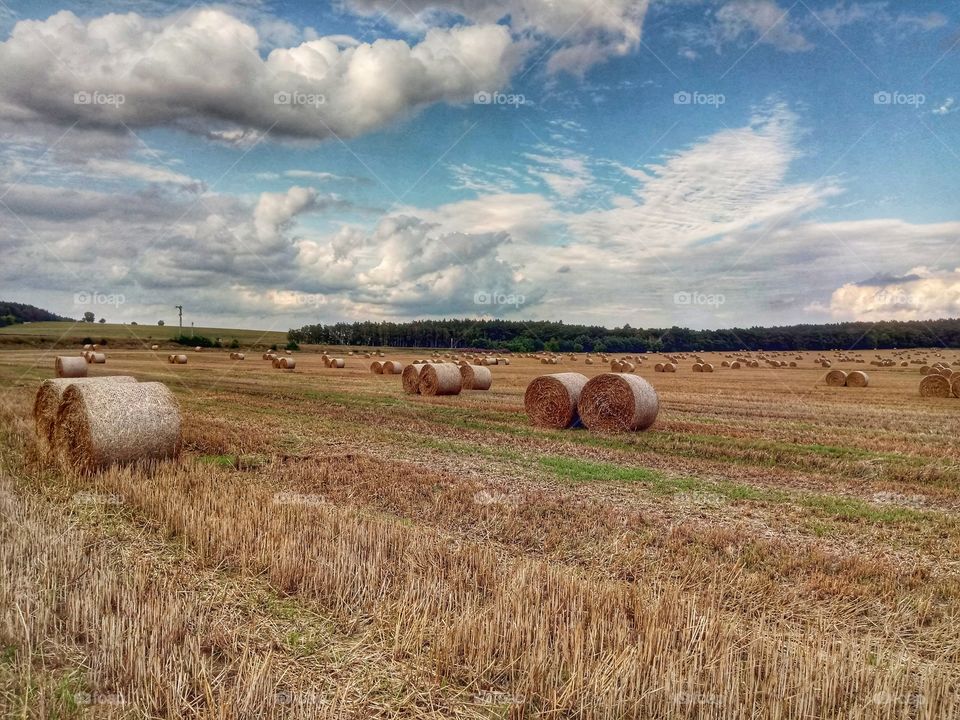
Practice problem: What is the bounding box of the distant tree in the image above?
[229,338,240,349]
[98,318,106,323]
[157,320,165,326]
[0,314,17,327]
[285,340,299,351]
[130,321,138,326]
[81,337,93,345]
[83,311,95,323]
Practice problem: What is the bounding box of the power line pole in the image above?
[175,305,183,333]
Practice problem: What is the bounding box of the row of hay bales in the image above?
[825,370,870,387]
[229,352,246,360]
[321,354,346,368]
[80,350,107,364]
[524,372,658,432]
[921,363,954,377]
[34,375,181,472]
[370,360,403,374]
[402,362,493,395]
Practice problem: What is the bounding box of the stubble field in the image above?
[1,344,958,718]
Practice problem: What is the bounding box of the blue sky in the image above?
[0,0,957,330]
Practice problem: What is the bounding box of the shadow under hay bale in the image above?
[54,381,181,472]
[524,372,588,429]
[579,373,659,432]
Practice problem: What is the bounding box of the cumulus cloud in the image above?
[0,9,520,142]
[346,0,649,75]
[715,0,813,52]
[822,268,960,321]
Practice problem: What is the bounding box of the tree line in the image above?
[288,317,960,353]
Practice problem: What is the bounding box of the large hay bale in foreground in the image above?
[845,370,869,388]
[419,363,462,396]
[402,364,423,394]
[524,373,588,429]
[54,381,181,472]
[920,374,952,398]
[579,373,659,432]
[33,376,137,450]
[952,376,960,399]
[56,356,88,378]
[460,364,493,391]
[825,370,848,387]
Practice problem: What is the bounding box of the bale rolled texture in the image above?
[370,361,384,374]
[54,381,181,472]
[330,358,345,368]
[460,364,493,391]
[663,363,677,373]
[418,363,462,396]
[952,376,960,399]
[279,358,296,370]
[845,370,869,388]
[402,364,423,394]
[579,373,660,432]
[825,370,848,387]
[173,354,188,364]
[920,374,952,398]
[381,361,403,374]
[33,376,137,450]
[91,352,106,364]
[272,357,282,368]
[524,372,588,429]
[56,356,88,378]
[702,363,714,373]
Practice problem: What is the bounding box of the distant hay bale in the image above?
[174,354,187,364]
[272,357,282,368]
[194,346,202,352]
[280,358,296,369]
[845,370,869,387]
[54,381,181,472]
[730,361,741,369]
[150,344,159,351]
[382,360,403,374]
[952,376,960,399]
[263,352,276,361]
[618,361,635,373]
[701,363,714,373]
[825,370,848,387]
[654,363,664,372]
[231,352,246,360]
[82,344,93,351]
[749,360,760,368]
[460,364,493,391]
[663,363,677,373]
[721,361,730,367]
[610,360,621,371]
[330,358,345,368]
[402,364,423,394]
[584,358,594,365]
[419,363,462,396]
[524,372,588,429]
[33,376,137,450]
[579,373,659,432]
[920,366,932,375]
[370,361,384,374]
[789,362,797,368]
[56,356,88,378]
[91,352,106,364]
[920,374,952,398]
[692,363,703,373]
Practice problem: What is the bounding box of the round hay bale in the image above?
[173,354,188,364]
[33,376,137,451]
[579,373,659,432]
[382,360,403,374]
[91,352,106,364]
[846,370,869,388]
[460,364,492,391]
[235,353,245,360]
[82,344,93,351]
[167,354,176,364]
[825,370,848,387]
[151,344,159,351]
[789,361,797,368]
[701,363,714,373]
[524,373,588,429]
[370,361,384,374]
[654,363,664,372]
[584,358,594,365]
[920,374,952,398]
[610,360,621,371]
[952,376,960,399]
[619,361,635,373]
[272,357,282,368]
[940,367,953,377]
[692,363,703,373]
[194,346,202,352]
[330,358,345,368]
[730,361,741,369]
[749,360,760,368]
[402,364,423,394]
[262,352,274,361]
[54,381,181,472]
[56,356,88,378]
[721,361,730,367]
[280,358,296,370]
[419,363,462,396]
[663,363,677,373]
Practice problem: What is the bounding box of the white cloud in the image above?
[933,98,956,116]
[823,268,960,321]
[715,0,813,53]
[0,9,520,142]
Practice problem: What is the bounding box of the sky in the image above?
[0,0,958,332]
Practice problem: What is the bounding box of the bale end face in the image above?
[524,373,588,429]
[419,363,462,396]
[579,373,659,432]
[55,356,88,378]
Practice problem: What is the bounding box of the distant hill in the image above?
[0,301,72,327]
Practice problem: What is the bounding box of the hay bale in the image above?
[579,373,659,432]
[33,376,137,451]
[402,364,423,394]
[150,344,159,351]
[692,363,703,373]
[91,352,106,364]
[663,363,677,373]
[194,346,202,352]
[330,358,345,368]
[370,361,384,374]
[173,354,188,364]
[952,376,960,399]
[702,363,714,373]
[263,352,276,361]
[54,381,181,472]
[920,374,952,398]
[654,363,664,372]
[272,357,282,369]
[825,370,847,387]
[524,373,588,429]
[382,360,403,374]
[419,363,462,396]
[55,356,88,378]
[279,358,296,370]
[460,364,493,391]
[846,370,869,388]
[730,361,741,369]
[584,358,594,365]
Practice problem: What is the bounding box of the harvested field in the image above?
[1,346,958,718]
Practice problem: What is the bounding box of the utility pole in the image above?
[175,305,183,333]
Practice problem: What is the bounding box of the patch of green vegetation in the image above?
[197,454,238,468]
[1,644,16,665]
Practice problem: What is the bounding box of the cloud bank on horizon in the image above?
[0,0,957,331]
